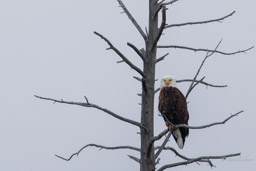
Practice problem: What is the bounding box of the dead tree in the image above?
[35,0,253,170]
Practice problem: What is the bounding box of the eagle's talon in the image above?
[168,125,173,133]
[165,121,168,127]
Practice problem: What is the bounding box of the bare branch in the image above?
[94,31,145,78]
[186,40,222,99]
[156,0,165,5]
[148,128,169,155]
[154,6,163,19]
[155,88,161,94]
[154,0,160,5]
[157,45,254,55]
[156,53,169,63]
[117,0,147,40]
[165,11,236,29]
[186,76,205,99]
[165,110,243,130]
[133,76,143,82]
[156,158,161,165]
[153,110,242,161]
[154,110,243,156]
[162,0,179,6]
[157,153,241,171]
[154,78,227,95]
[34,95,144,129]
[155,132,171,159]
[155,146,214,166]
[140,48,146,56]
[117,60,124,63]
[55,143,140,161]
[84,95,90,104]
[127,42,145,61]
[147,128,169,156]
[154,0,179,17]
[128,155,140,164]
[152,5,167,51]
[176,79,227,88]
[152,129,169,143]
[145,27,149,37]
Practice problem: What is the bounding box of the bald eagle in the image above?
[158,76,189,149]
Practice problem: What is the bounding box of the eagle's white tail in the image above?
[173,129,184,149]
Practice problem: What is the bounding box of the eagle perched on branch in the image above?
[158,76,189,149]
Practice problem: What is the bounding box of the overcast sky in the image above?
[0,0,255,171]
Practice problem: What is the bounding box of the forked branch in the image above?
[152,110,243,159]
[55,143,140,161]
[157,45,254,55]
[155,146,214,166]
[152,5,167,51]
[34,95,144,129]
[151,129,169,143]
[165,110,243,130]
[165,11,236,29]
[154,77,227,94]
[186,40,222,99]
[94,31,145,78]
[127,42,145,61]
[176,79,227,88]
[155,132,171,159]
[185,76,205,99]
[164,0,179,5]
[117,0,147,40]
[159,0,179,6]
[155,0,179,15]
[157,152,241,171]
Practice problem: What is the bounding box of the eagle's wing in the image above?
[159,87,189,148]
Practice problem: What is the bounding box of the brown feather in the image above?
[159,87,189,147]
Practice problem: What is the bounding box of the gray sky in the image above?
[0,0,255,170]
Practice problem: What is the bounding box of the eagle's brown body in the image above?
[159,86,189,148]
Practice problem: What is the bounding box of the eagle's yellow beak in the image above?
[164,79,170,85]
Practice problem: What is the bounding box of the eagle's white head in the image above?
[160,75,177,89]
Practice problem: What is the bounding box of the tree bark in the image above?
[140,1,158,170]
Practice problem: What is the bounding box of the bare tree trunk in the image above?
[140,1,158,170]
[34,1,251,170]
